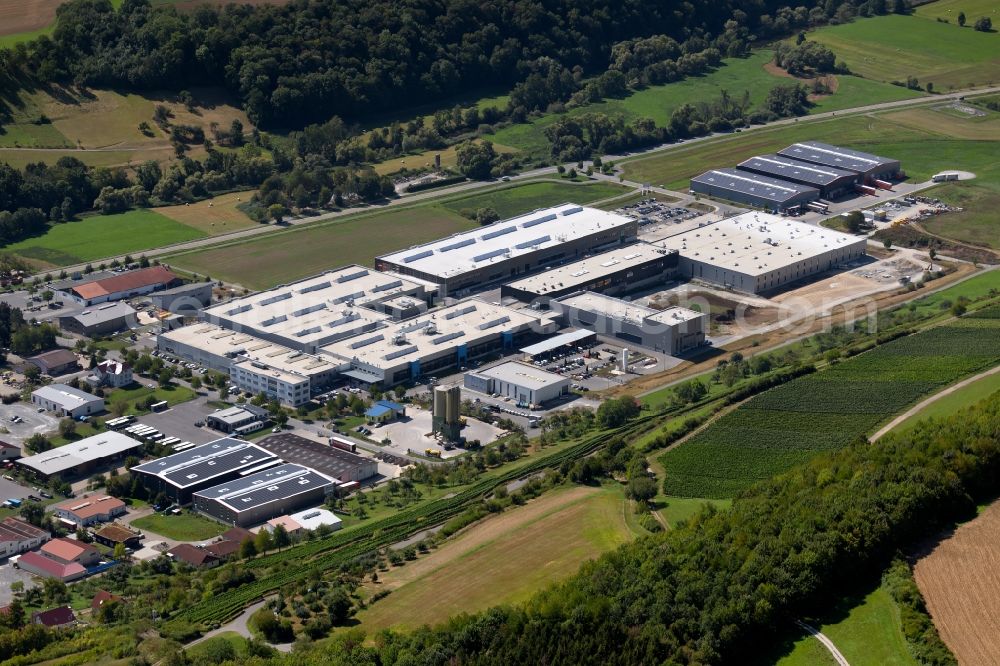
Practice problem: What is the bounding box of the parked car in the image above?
[39,491,53,499]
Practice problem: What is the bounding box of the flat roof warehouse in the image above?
[192,463,335,512]
[736,155,857,187]
[131,439,278,490]
[556,291,704,327]
[691,168,819,204]
[376,204,635,281]
[777,141,899,176]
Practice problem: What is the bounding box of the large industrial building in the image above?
[501,243,678,304]
[191,463,337,528]
[656,212,868,293]
[551,292,707,354]
[131,438,280,504]
[58,302,138,336]
[736,154,860,199]
[464,361,570,405]
[256,433,379,483]
[151,282,213,315]
[31,384,104,418]
[201,266,426,353]
[17,432,142,480]
[320,298,552,386]
[376,204,638,296]
[777,141,901,183]
[690,168,819,213]
[158,324,338,406]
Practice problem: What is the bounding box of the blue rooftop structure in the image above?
[365,400,405,420]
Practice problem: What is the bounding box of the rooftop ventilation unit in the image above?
[335,269,369,283]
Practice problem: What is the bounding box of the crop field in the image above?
[809,13,1000,91]
[659,315,1000,499]
[622,109,1000,191]
[491,51,920,158]
[440,180,628,219]
[914,500,1000,666]
[2,209,206,268]
[168,205,476,289]
[153,190,259,234]
[352,485,635,633]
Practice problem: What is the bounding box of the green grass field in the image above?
[659,311,1000,499]
[491,50,920,158]
[2,209,206,268]
[0,25,53,49]
[441,180,627,218]
[776,587,917,666]
[105,383,197,415]
[184,632,249,660]
[351,485,635,633]
[132,511,225,541]
[168,180,629,289]
[809,13,1000,91]
[919,181,1000,249]
[913,0,1000,24]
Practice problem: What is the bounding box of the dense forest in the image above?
[1,0,903,128]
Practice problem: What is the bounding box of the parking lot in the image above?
[0,476,31,501]
[136,397,221,445]
[0,560,36,604]
[0,403,60,442]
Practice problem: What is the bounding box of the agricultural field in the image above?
[659,314,1000,499]
[491,50,920,158]
[167,180,627,288]
[351,484,635,634]
[622,107,1000,191]
[808,13,1000,92]
[2,209,205,268]
[914,500,1000,666]
[153,190,259,234]
[131,511,226,542]
[440,180,627,219]
[913,0,999,22]
[775,587,917,666]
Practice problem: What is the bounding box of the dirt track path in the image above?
[796,620,851,666]
[869,364,1000,441]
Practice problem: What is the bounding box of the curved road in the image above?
[870,364,1000,441]
[796,620,851,666]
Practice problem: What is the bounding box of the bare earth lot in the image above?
[914,501,1000,666]
[0,0,59,35]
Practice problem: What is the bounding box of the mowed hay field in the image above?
[169,205,476,289]
[914,501,1000,666]
[351,485,635,634]
[153,190,258,234]
[918,181,1000,250]
[0,86,250,167]
[808,13,1000,91]
[2,209,205,268]
[441,180,628,218]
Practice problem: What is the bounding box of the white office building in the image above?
[464,361,569,406]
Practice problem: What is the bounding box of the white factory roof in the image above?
[32,384,104,409]
[505,243,674,296]
[778,141,898,173]
[475,361,568,391]
[320,299,545,370]
[18,432,141,476]
[287,507,342,531]
[377,204,635,279]
[202,266,412,346]
[62,302,137,327]
[557,291,704,327]
[655,212,865,277]
[160,324,336,379]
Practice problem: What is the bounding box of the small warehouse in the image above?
[58,303,137,337]
[26,350,79,376]
[501,243,678,304]
[60,266,181,306]
[31,384,104,418]
[655,212,868,293]
[690,168,819,213]
[131,438,280,504]
[465,361,570,405]
[257,433,378,483]
[736,154,860,199]
[365,400,405,423]
[53,494,126,527]
[192,463,337,528]
[551,292,707,355]
[777,141,901,184]
[150,282,213,315]
[206,405,270,434]
[17,432,142,481]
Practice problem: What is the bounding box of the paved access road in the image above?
[28,85,1000,283]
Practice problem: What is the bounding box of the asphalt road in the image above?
[25,84,1000,283]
